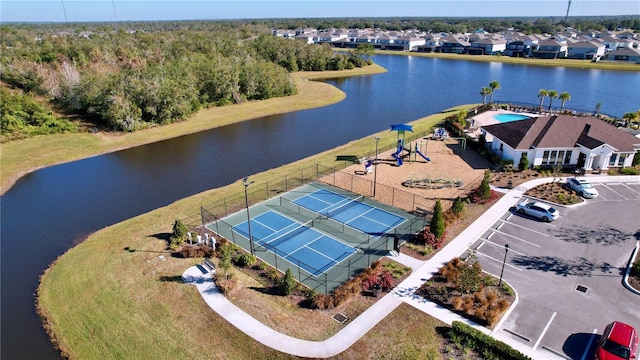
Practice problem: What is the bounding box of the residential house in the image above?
[481,115,640,171]
[468,37,507,55]
[387,36,425,51]
[606,47,640,62]
[566,40,606,60]
[415,34,441,52]
[535,38,568,58]
[438,34,470,54]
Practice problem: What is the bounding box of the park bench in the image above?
[202,258,216,272]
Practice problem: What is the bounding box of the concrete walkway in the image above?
[183,175,639,359]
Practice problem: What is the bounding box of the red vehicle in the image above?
[595,321,639,360]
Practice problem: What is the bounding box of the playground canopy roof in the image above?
[390,124,413,132]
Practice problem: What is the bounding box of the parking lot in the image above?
[467,180,640,359]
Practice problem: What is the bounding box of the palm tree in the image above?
[489,80,500,103]
[622,111,639,128]
[480,87,491,105]
[547,90,558,111]
[559,92,571,110]
[538,89,548,110]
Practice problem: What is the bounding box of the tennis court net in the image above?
[324,195,364,219]
[262,219,314,248]
[278,196,371,244]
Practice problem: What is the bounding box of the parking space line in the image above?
[476,251,523,271]
[475,241,485,250]
[580,329,598,360]
[481,238,526,256]
[601,184,629,200]
[621,182,640,195]
[497,219,550,237]
[534,312,557,350]
[490,229,542,248]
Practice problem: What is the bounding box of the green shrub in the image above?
[430,199,445,239]
[254,261,268,271]
[631,260,640,277]
[452,196,466,215]
[478,170,492,200]
[169,219,190,248]
[518,153,529,171]
[450,321,532,360]
[501,282,514,296]
[265,268,279,282]
[620,167,640,175]
[278,268,297,295]
[235,253,257,267]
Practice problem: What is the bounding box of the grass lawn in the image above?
[36,65,476,357]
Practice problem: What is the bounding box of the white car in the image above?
[515,201,560,222]
[565,177,599,198]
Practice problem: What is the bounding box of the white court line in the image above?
[490,229,542,248]
[481,238,526,256]
[601,183,629,200]
[497,219,550,237]
[475,251,523,271]
[534,312,557,350]
[580,329,599,360]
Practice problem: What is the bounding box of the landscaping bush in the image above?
[631,260,640,277]
[450,321,532,360]
[169,219,190,249]
[180,245,215,258]
[234,253,257,267]
[278,268,297,296]
[620,167,640,175]
[518,153,529,171]
[451,196,466,215]
[429,199,445,239]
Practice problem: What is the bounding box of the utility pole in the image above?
[565,0,572,22]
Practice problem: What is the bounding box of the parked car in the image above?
[565,177,599,198]
[515,201,559,222]
[595,321,638,360]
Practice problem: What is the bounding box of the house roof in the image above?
[482,115,640,152]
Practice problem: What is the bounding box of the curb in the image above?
[623,241,640,296]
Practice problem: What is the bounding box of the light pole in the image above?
[243,177,255,256]
[373,136,380,197]
[499,243,509,286]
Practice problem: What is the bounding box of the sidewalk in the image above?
[184,175,639,358]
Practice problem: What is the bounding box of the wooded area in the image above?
[0,23,369,138]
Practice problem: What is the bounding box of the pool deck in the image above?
[466,109,539,139]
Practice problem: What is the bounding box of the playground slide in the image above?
[416,149,431,162]
[392,145,403,166]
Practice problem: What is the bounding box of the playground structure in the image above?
[390,124,431,166]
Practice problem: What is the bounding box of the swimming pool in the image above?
[494,113,531,123]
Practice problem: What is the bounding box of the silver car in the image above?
[515,201,560,222]
[565,177,599,198]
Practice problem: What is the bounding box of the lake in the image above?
[1,54,638,359]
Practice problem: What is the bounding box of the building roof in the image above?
[482,115,640,152]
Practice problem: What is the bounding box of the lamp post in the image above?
[373,136,380,197]
[499,243,509,286]
[243,177,255,256]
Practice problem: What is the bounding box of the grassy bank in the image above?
[0,64,386,194]
[376,50,640,71]
[37,103,471,359]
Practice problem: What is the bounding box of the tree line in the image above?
[0,25,369,136]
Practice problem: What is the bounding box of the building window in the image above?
[550,151,558,164]
[618,153,627,166]
[609,154,617,166]
[563,151,572,164]
[542,151,550,164]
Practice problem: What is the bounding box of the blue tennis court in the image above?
[231,210,356,276]
[292,189,406,235]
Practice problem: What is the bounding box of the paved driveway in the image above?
[468,180,640,360]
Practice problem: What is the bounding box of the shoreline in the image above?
[0,64,387,195]
[36,103,466,359]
